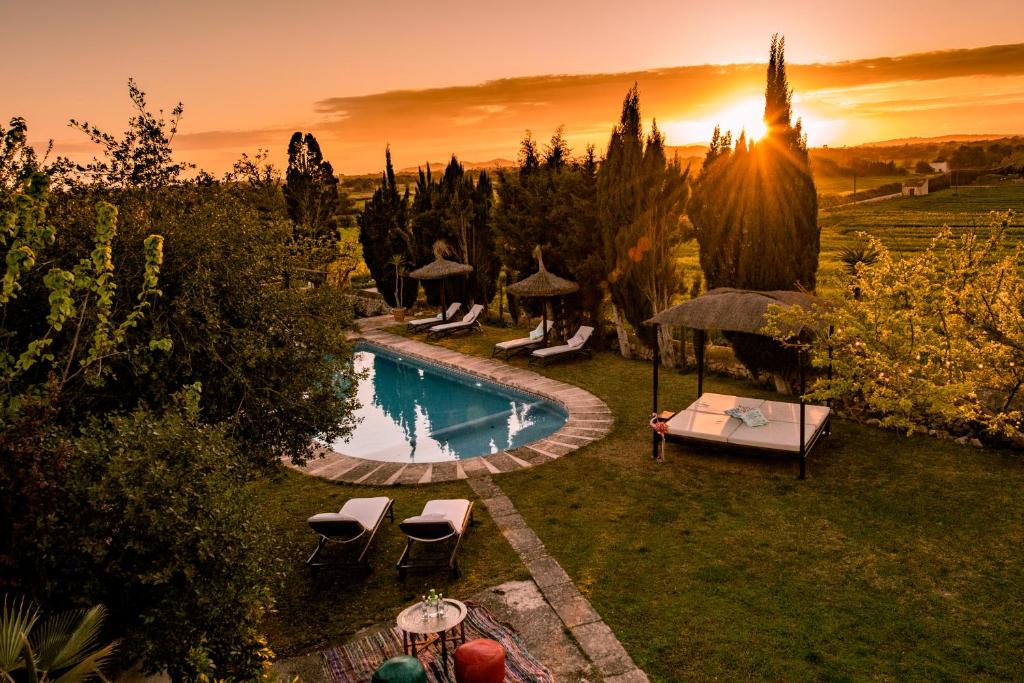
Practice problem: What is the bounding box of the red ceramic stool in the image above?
[454,638,505,683]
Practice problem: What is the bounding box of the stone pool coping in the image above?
[286,316,613,486]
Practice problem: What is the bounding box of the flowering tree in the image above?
[766,211,1023,443]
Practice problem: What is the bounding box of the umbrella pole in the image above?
[441,282,447,322]
[652,325,660,460]
[542,300,549,347]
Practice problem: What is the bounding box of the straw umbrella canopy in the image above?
[409,254,473,321]
[645,287,822,336]
[506,246,579,345]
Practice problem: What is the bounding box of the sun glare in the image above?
[713,96,769,141]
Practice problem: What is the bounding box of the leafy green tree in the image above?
[767,213,1023,444]
[42,390,275,681]
[0,117,45,196]
[358,148,415,307]
[43,183,359,467]
[64,78,192,189]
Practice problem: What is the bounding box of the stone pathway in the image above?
[467,474,649,683]
[287,317,613,485]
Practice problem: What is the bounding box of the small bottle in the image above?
[420,595,429,621]
[428,589,438,617]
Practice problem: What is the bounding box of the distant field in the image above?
[814,174,907,196]
[816,182,1024,291]
[676,182,1024,295]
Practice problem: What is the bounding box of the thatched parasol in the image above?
[645,287,821,336]
[409,250,474,321]
[507,246,579,345]
[409,257,474,281]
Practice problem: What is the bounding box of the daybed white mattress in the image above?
[666,393,830,453]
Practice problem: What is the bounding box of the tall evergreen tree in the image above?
[688,35,819,381]
[597,86,691,362]
[357,147,415,307]
[283,132,341,244]
[494,132,604,329]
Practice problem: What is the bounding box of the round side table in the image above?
[396,599,468,677]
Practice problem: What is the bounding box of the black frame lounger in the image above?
[428,304,484,339]
[408,302,462,333]
[306,496,395,568]
[396,499,474,578]
[529,326,594,366]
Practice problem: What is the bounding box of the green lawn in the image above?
[253,471,527,657]
[406,324,1024,682]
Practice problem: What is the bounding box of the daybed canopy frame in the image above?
[646,288,832,479]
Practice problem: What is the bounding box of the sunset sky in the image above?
[6,0,1024,174]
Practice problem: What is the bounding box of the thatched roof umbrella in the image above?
[506,246,579,346]
[409,254,473,321]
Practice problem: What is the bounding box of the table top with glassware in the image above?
[396,597,467,636]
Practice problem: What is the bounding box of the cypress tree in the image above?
[283,132,341,245]
[357,147,415,307]
[597,86,691,361]
[688,35,820,381]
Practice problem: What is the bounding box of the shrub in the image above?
[767,212,1024,442]
[37,389,275,681]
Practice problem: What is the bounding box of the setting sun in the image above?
[661,95,770,146]
[714,96,770,141]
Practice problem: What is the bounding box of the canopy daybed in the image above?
[645,288,832,479]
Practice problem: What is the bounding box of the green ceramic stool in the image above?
[372,655,427,683]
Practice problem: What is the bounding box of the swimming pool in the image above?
[328,343,568,463]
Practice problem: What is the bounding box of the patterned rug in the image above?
[322,601,552,683]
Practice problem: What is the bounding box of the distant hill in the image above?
[854,134,1021,148]
[397,158,516,174]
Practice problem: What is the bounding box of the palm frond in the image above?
[0,597,38,673]
[44,606,109,673]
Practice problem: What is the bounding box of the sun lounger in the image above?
[491,320,554,358]
[306,496,394,567]
[396,499,474,577]
[428,304,484,338]
[408,303,462,332]
[529,326,594,365]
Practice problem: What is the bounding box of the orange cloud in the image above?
[41,43,1024,174]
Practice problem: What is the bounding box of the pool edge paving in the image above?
[286,316,613,485]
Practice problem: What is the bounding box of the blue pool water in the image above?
[329,343,568,462]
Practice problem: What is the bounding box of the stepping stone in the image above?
[570,621,636,678]
[540,582,602,628]
[525,556,573,590]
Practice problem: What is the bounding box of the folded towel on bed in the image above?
[725,407,769,427]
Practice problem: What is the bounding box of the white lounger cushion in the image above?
[422,499,472,532]
[307,496,391,537]
[687,393,765,415]
[338,496,391,530]
[532,342,573,358]
[430,305,483,332]
[666,409,740,443]
[496,321,552,351]
[410,304,459,326]
[531,326,593,358]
